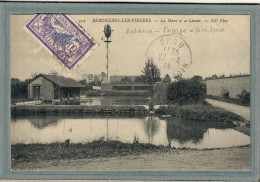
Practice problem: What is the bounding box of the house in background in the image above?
[28,74,85,101]
[101,75,150,96]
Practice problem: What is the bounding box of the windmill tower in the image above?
[104,24,112,79]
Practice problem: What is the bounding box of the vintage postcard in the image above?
[0,3,258,180]
[10,13,252,171]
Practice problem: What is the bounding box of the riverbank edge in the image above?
[11,139,250,164]
[11,146,251,171]
[11,105,149,116]
[11,140,173,163]
[12,103,245,123]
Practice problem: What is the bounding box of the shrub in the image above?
[221,88,229,99]
[11,78,28,99]
[155,105,178,115]
[237,90,250,105]
[166,76,206,105]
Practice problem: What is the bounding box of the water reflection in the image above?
[164,117,250,149]
[29,117,59,129]
[11,115,250,149]
[165,117,232,144]
[142,117,163,144]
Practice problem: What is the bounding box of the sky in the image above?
[11,14,250,81]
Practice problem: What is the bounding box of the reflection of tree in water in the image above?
[27,115,60,129]
[166,117,232,144]
[143,116,160,142]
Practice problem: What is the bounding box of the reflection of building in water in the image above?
[28,116,60,129]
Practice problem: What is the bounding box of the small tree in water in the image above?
[141,58,161,97]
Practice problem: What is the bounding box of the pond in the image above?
[11,115,250,149]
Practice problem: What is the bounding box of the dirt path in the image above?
[206,99,250,121]
[12,146,250,171]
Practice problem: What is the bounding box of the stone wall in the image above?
[205,75,250,99]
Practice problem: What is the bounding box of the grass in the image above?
[11,140,172,162]
[155,104,244,123]
[206,95,250,107]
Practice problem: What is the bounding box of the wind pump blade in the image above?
[104,24,112,39]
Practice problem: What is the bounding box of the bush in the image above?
[237,90,250,105]
[166,76,206,105]
[154,105,178,115]
[11,78,28,99]
[221,88,229,99]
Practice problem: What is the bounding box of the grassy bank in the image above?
[155,104,244,123]
[12,140,171,163]
[12,146,250,171]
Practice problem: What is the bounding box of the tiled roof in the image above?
[33,74,85,88]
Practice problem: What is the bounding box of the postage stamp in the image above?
[26,14,95,70]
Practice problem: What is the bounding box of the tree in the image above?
[167,75,206,105]
[93,74,101,86]
[134,76,144,83]
[25,78,32,84]
[120,77,132,83]
[141,59,161,97]
[79,79,87,86]
[49,69,59,76]
[11,78,20,85]
[162,74,171,83]
[101,72,106,81]
[173,73,182,81]
[11,78,28,99]
[31,72,39,78]
[141,59,161,85]
[87,74,94,83]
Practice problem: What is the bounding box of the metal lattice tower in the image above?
[104,24,112,79]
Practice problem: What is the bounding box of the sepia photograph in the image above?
[10,13,251,171]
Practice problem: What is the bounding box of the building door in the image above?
[33,86,40,100]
